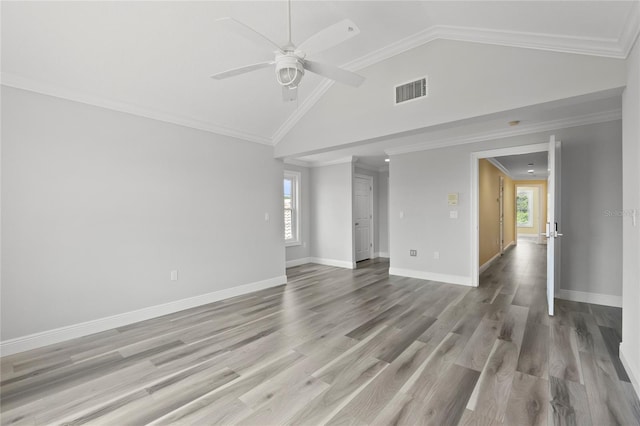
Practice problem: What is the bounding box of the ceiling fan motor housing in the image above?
[275,53,305,88]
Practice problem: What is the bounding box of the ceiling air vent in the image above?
[395,77,428,104]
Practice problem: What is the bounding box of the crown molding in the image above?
[353,161,382,173]
[273,19,636,145]
[283,158,311,168]
[306,156,355,168]
[620,2,640,57]
[486,158,513,179]
[385,108,621,156]
[1,73,273,146]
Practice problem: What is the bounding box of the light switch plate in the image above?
[449,210,458,219]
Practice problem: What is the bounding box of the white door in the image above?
[545,135,562,316]
[354,176,372,262]
[499,176,504,254]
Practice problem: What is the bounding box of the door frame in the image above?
[470,143,548,287]
[354,173,374,262]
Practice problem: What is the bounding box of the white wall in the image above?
[276,39,626,158]
[284,164,311,266]
[389,121,623,296]
[621,36,640,395]
[309,162,354,268]
[1,87,285,344]
[377,170,390,257]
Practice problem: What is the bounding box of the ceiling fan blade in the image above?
[211,61,274,80]
[304,60,365,87]
[216,17,283,53]
[282,86,298,102]
[297,19,360,56]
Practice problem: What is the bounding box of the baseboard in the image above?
[557,289,622,307]
[479,242,515,274]
[310,257,356,269]
[389,267,472,286]
[620,343,640,398]
[375,252,390,258]
[0,275,287,356]
[479,252,501,274]
[285,257,313,268]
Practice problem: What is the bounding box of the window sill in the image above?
[285,241,302,248]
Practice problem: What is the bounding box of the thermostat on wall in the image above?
[448,193,459,206]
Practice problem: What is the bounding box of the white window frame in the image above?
[516,189,534,228]
[284,170,301,246]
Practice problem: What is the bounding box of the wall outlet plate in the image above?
[410,250,417,256]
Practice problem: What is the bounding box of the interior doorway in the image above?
[354,174,373,262]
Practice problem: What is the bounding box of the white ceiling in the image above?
[2,1,638,147]
[492,152,549,181]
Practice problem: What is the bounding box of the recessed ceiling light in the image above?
[528,169,535,173]
[509,120,520,126]
[385,158,390,162]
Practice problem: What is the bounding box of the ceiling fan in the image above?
[211,0,365,102]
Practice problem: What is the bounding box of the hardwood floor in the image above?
[1,242,639,425]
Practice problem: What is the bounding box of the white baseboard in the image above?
[620,343,640,398]
[479,241,515,273]
[0,275,287,357]
[557,289,622,307]
[389,267,472,286]
[375,252,390,258]
[479,253,501,274]
[310,257,356,269]
[285,257,313,268]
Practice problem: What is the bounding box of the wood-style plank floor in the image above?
[2,241,639,425]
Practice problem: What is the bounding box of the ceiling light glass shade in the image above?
[277,67,303,87]
[275,55,304,88]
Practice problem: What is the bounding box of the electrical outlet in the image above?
[434,251,440,259]
[410,250,417,256]
[171,270,178,281]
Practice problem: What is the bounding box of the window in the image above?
[516,189,533,227]
[284,171,301,245]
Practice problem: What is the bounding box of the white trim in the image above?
[284,170,302,246]
[285,257,313,268]
[375,252,390,258]
[620,343,640,399]
[272,15,636,145]
[479,240,515,273]
[385,110,621,156]
[0,275,287,356]
[354,173,375,262]
[283,158,310,168]
[389,267,472,287]
[1,77,272,146]
[310,257,356,269]
[486,158,513,178]
[352,160,381,173]
[479,252,502,274]
[557,289,622,308]
[307,156,355,168]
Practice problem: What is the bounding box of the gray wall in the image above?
[561,120,622,296]
[1,86,285,340]
[284,164,311,265]
[389,120,623,297]
[309,163,354,266]
[621,37,640,392]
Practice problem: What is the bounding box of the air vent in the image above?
[395,77,428,104]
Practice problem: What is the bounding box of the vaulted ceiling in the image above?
[2,1,638,150]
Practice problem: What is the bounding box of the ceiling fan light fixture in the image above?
[275,55,304,88]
